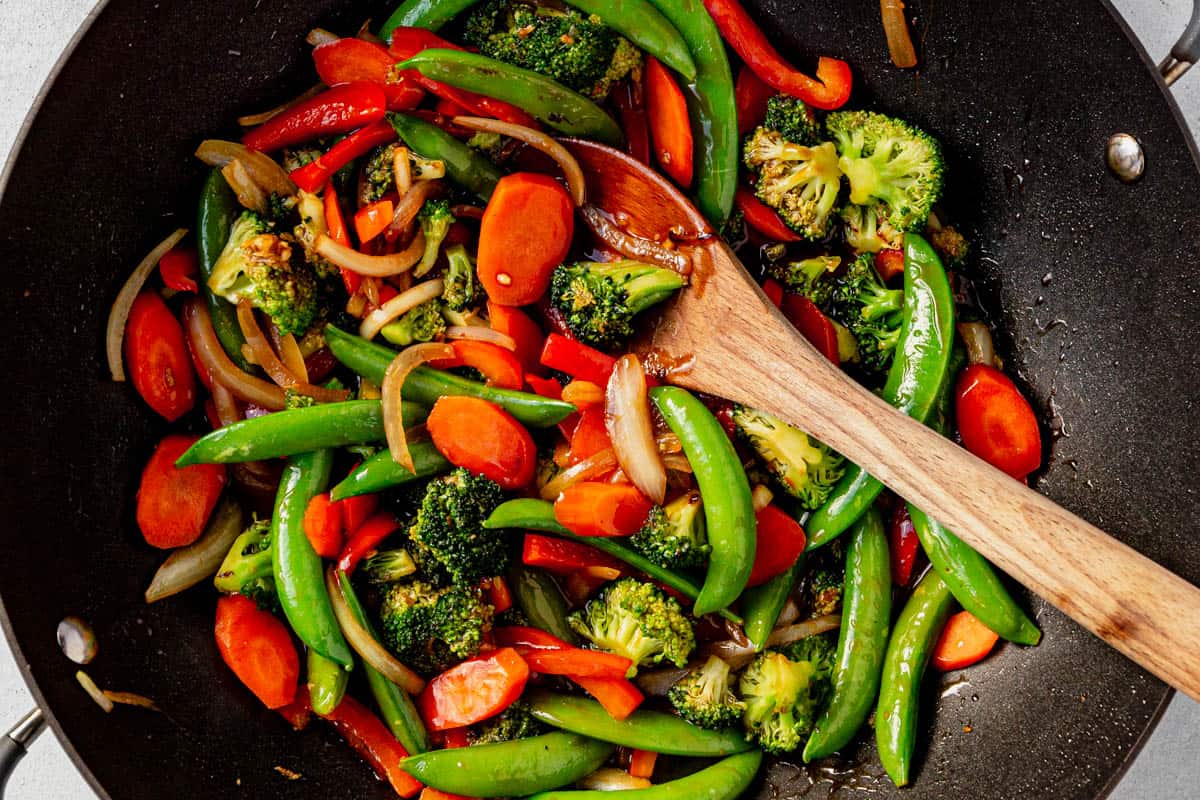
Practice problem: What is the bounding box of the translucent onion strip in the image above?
[271,325,310,383]
[453,115,586,206]
[445,326,516,351]
[236,301,349,402]
[76,671,114,713]
[382,342,455,472]
[327,568,426,694]
[605,354,666,504]
[105,228,189,381]
[393,145,413,198]
[144,496,245,603]
[315,231,427,277]
[222,159,268,213]
[360,279,445,341]
[580,205,690,274]
[751,484,774,512]
[387,180,443,238]
[880,0,918,69]
[182,298,287,409]
[958,321,996,367]
[540,433,684,500]
[195,140,297,197]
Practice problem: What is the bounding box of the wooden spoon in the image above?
[563,139,1200,702]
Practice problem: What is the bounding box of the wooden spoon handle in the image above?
[671,251,1200,700]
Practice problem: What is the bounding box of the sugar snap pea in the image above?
[508,564,578,644]
[379,0,477,37]
[196,168,252,370]
[741,554,805,652]
[329,441,451,501]
[803,507,891,761]
[388,112,502,201]
[306,648,349,717]
[527,749,763,800]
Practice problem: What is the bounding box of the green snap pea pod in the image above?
[741,554,805,652]
[803,507,891,761]
[483,499,742,624]
[329,441,451,501]
[325,324,576,428]
[175,401,426,465]
[398,51,623,144]
[196,169,252,370]
[908,505,1040,645]
[379,0,477,37]
[400,732,614,796]
[527,691,751,756]
[876,569,955,787]
[387,113,502,201]
[806,234,955,550]
[306,649,349,717]
[560,0,695,78]
[644,0,737,223]
[337,570,429,754]
[528,749,763,800]
[508,563,578,644]
[272,450,353,667]
[649,386,755,616]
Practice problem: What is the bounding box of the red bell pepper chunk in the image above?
[554,482,654,538]
[735,186,800,243]
[761,278,784,308]
[337,511,401,574]
[746,504,807,587]
[214,594,299,710]
[159,247,199,293]
[702,0,852,110]
[525,374,564,400]
[243,81,388,153]
[735,64,775,135]
[125,290,198,422]
[419,648,530,731]
[568,406,612,465]
[933,611,1000,671]
[312,37,425,112]
[781,293,839,365]
[613,78,650,165]
[540,334,617,386]
[955,364,1043,479]
[487,301,545,375]
[275,694,313,730]
[484,576,513,614]
[521,648,633,680]
[290,119,397,194]
[355,199,395,244]
[887,502,920,586]
[338,490,380,537]
[522,533,628,575]
[321,694,423,797]
[570,675,644,720]
[629,749,658,779]
[442,727,472,749]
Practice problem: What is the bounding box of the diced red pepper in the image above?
[311,37,424,112]
[735,64,775,135]
[522,533,628,575]
[243,81,388,153]
[746,505,806,587]
[290,119,397,194]
[159,247,199,293]
[781,293,839,365]
[888,502,920,586]
[540,334,617,386]
[735,186,800,243]
[355,199,395,244]
[629,749,658,779]
[337,512,401,574]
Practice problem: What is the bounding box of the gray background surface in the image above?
[0,0,1196,797]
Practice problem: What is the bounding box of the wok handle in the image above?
[1161,0,1200,85]
[0,708,45,798]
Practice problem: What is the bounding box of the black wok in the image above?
[1,1,1198,797]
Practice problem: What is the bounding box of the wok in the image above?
[0,0,1198,798]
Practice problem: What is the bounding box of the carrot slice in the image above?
[214,594,299,710]
[303,491,345,558]
[477,173,574,306]
[487,301,545,375]
[137,434,227,549]
[629,749,658,779]
[554,482,654,538]
[427,396,537,489]
[429,340,524,390]
[644,57,694,187]
[933,610,1000,671]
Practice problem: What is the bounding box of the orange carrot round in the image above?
[214,594,300,709]
[932,610,1000,671]
[136,434,227,549]
[644,57,694,188]
[303,491,345,558]
[477,173,574,305]
[427,396,537,489]
[554,482,654,537]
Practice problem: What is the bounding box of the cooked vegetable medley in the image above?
[111,1,1047,795]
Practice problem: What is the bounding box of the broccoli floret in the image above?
[291,190,340,280]
[927,219,968,266]
[467,132,507,164]
[826,110,944,240]
[468,700,546,744]
[207,211,320,336]
[839,203,903,254]
[381,299,448,347]
[629,492,709,571]
[365,143,448,203]
[285,389,317,410]
[282,147,322,173]
[804,542,844,616]
[765,255,841,307]
[414,199,455,278]
[214,520,278,612]
[464,0,639,100]
[550,260,685,350]
[568,578,695,675]
[739,645,833,754]
[407,468,509,586]
[379,580,494,673]
[441,244,480,312]
[743,129,842,240]
[777,633,837,678]
[829,253,904,376]
[361,548,418,584]
[732,406,846,511]
[668,655,745,729]
[762,95,822,146]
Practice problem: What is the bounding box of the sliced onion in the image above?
[145,496,245,603]
[765,614,843,648]
[578,769,651,791]
[606,355,666,504]
[636,666,689,697]
[880,0,918,69]
[306,27,339,46]
[106,228,189,381]
[360,279,445,341]
[387,180,443,238]
[271,325,310,383]
[76,671,114,713]
[237,84,324,127]
[581,205,690,275]
[445,326,516,351]
[661,452,693,474]
[102,691,160,711]
[222,159,268,213]
[236,301,349,402]
[540,448,619,500]
[327,568,426,694]
[453,116,586,206]
[776,598,801,628]
[316,231,427,277]
[450,204,485,220]
[195,140,297,197]
[561,380,605,407]
[383,342,455,472]
[182,298,286,409]
[211,381,242,427]
[958,321,996,367]
[393,145,413,198]
[751,484,774,512]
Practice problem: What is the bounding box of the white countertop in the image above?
[0,1,1196,797]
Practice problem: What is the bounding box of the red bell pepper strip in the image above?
[434,96,472,117]
[629,749,658,779]
[159,247,199,293]
[337,511,401,574]
[323,188,361,294]
[491,626,571,650]
[568,406,612,465]
[355,199,395,244]
[613,78,650,165]
[735,186,800,243]
[487,301,545,375]
[419,648,530,730]
[762,278,784,308]
[290,119,397,194]
[781,293,839,365]
[735,64,775,135]
[275,695,314,730]
[525,374,579,439]
[643,56,693,188]
[422,788,474,800]
[746,504,807,587]
[955,364,1043,479]
[312,37,425,112]
[523,533,629,575]
[520,648,633,680]
[321,694,423,797]
[243,81,388,153]
[338,490,380,536]
[702,0,852,110]
[540,334,617,386]
[887,501,920,586]
[571,675,644,720]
